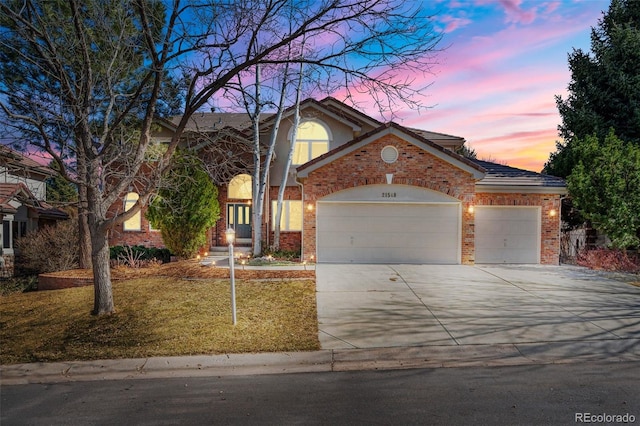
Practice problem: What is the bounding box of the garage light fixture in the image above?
[307,203,314,211]
[468,205,475,214]
[549,209,557,217]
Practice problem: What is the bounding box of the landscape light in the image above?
[225,228,237,325]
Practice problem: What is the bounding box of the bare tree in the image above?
[223,60,295,255]
[0,0,441,315]
[273,61,305,251]
[213,1,442,255]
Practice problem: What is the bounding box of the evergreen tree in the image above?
[544,0,640,178]
[146,151,220,258]
[567,131,640,248]
[45,161,78,204]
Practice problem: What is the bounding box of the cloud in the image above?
[543,2,560,14]
[498,0,537,24]
[471,128,560,171]
[439,15,473,33]
[328,1,605,171]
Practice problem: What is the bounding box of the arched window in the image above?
[292,121,330,165]
[228,174,252,199]
[123,192,141,231]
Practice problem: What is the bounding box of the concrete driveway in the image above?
[316,264,640,355]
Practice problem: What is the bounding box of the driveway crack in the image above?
[388,266,461,345]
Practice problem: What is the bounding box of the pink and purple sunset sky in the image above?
[388,0,608,172]
[4,1,609,174]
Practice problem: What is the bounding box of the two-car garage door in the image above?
[317,202,460,264]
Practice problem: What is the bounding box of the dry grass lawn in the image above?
[0,268,319,365]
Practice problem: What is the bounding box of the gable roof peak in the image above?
[297,120,485,178]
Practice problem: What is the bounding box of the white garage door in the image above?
[475,207,540,264]
[317,202,460,264]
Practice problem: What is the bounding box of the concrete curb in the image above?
[2,339,639,385]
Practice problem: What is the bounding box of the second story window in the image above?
[292,121,330,165]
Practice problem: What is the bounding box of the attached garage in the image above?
[315,185,461,264]
[474,206,541,264]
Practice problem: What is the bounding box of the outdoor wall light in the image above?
[307,203,314,211]
[225,227,237,325]
[468,205,475,214]
[549,209,557,217]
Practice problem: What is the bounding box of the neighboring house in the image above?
[110,97,567,265]
[0,145,69,276]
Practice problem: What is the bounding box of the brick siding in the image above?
[300,134,478,264]
[108,134,561,265]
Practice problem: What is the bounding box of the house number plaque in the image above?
[381,192,397,198]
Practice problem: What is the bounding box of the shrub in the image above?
[146,150,220,258]
[576,248,640,273]
[14,220,79,274]
[263,247,301,261]
[109,245,172,267]
[0,276,38,295]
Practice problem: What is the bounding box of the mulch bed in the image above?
[40,260,315,285]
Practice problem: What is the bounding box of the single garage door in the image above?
[317,202,460,264]
[475,206,540,264]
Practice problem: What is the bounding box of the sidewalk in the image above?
[2,339,639,385]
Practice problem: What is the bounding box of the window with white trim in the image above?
[292,121,330,165]
[123,192,141,231]
[271,200,302,231]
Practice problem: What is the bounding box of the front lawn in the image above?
[0,276,319,365]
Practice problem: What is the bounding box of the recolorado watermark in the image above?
[575,412,636,423]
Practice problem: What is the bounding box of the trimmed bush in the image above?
[146,150,220,258]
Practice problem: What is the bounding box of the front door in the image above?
[227,203,252,242]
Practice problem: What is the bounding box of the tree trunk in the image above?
[90,223,114,315]
[87,156,114,315]
[78,198,92,269]
[274,62,304,250]
[252,147,263,256]
[77,157,92,269]
[251,64,263,256]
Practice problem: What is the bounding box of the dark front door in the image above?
[228,203,252,241]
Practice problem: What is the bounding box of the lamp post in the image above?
[226,228,237,325]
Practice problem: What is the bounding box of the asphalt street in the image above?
[2,361,638,425]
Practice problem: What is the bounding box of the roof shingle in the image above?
[471,159,566,188]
